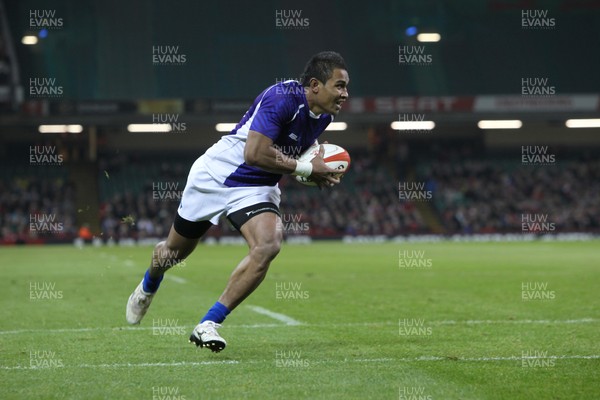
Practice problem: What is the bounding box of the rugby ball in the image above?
[295,143,351,186]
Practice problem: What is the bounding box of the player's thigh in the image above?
[163,225,197,257]
[164,217,211,258]
[239,212,282,250]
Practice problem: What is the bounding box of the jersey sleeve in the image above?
[249,87,294,141]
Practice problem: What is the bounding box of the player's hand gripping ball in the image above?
[295,143,351,186]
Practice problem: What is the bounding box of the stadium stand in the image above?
[419,157,600,234]
[0,167,76,244]
[94,148,429,241]
[2,141,598,244]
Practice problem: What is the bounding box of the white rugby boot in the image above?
[126,280,156,324]
[189,321,227,353]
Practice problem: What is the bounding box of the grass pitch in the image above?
[0,241,599,399]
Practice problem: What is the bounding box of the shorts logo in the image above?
[246,207,278,217]
[289,133,298,141]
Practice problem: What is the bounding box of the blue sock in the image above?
[201,301,230,324]
[142,269,163,293]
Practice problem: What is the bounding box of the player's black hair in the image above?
[299,51,347,87]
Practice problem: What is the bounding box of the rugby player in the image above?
[126,51,349,352]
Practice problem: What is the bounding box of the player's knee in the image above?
[154,241,170,258]
[164,233,197,259]
[250,239,281,264]
[152,241,181,267]
[161,238,193,259]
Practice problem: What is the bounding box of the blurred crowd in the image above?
[422,159,600,233]
[97,154,192,241]
[1,147,598,244]
[98,192,177,241]
[279,152,427,237]
[0,177,77,243]
[96,150,428,241]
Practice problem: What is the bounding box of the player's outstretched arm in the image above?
[244,130,340,188]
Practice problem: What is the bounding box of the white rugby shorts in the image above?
[177,155,281,226]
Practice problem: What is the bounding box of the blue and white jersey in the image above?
[202,80,333,187]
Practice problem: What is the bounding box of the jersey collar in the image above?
[309,109,321,119]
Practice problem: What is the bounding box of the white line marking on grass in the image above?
[1,318,597,336]
[351,358,395,363]
[402,355,600,362]
[2,355,598,370]
[431,318,596,325]
[83,360,240,368]
[224,323,283,328]
[246,305,303,325]
[0,360,239,370]
[165,275,187,284]
[0,324,286,335]
[0,327,99,335]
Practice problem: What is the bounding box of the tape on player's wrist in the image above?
[293,161,313,178]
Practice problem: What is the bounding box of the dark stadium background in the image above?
[1,0,599,245]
